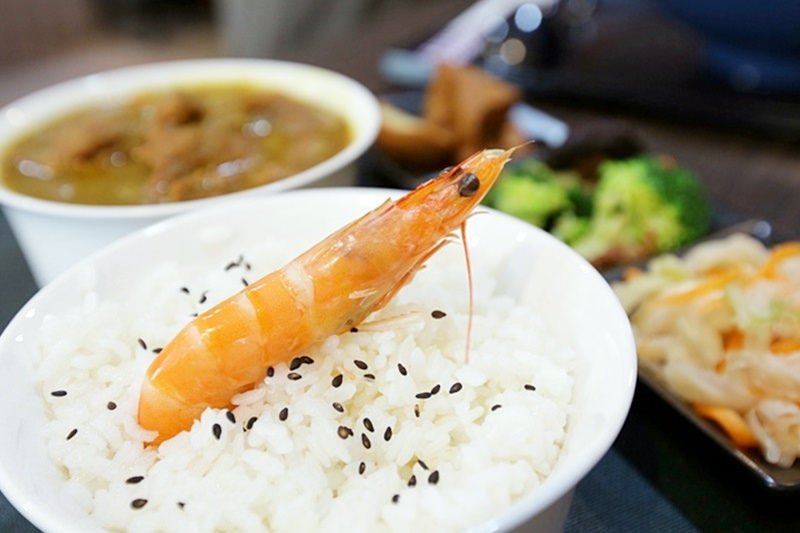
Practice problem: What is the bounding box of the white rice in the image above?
[35,236,576,532]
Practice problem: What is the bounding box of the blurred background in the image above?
[8,0,796,225]
[3,0,799,138]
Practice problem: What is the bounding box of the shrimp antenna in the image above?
[460,222,473,364]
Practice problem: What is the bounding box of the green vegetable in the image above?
[483,160,590,228]
[570,156,711,264]
[551,212,590,243]
[484,154,711,267]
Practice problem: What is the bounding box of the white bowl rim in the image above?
[0,58,381,219]
[0,187,637,532]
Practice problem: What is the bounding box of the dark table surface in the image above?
[2,0,800,530]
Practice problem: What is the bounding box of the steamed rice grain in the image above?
[36,239,575,532]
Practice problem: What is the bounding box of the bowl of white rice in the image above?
[0,188,636,533]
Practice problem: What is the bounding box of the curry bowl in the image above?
[0,59,380,285]
[0,188,636,532]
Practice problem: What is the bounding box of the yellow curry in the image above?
[1,85,351,205]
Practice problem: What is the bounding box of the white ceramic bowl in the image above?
[0,59,381,286]
[0,188,636,533]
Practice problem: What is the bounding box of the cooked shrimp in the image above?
[138,148,516,443]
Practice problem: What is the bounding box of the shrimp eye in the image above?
[458,173,480,197]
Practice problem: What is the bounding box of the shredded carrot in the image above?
[759,242,800,279]
[655,269,741,306]
[713,328,744,373]
[704,265,738,276]
[722,328,744,351]
[769,337,800,355]
[692,403,759,448]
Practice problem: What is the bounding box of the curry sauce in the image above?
[1,85,351,205]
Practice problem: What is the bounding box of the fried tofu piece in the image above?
[424,64,523,158]
[377,101,457,170]
[377,63,526,171]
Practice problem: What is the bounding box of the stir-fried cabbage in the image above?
[614,234,800,467]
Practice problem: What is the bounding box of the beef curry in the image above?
[1,85,351,205]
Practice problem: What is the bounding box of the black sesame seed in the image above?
[198,292,208,304]
[279,407,289,421]
[414,405,420,418]
[449,383,463,394]
[337,426,352,439]
[189,312,198,318]
[241,277,249,287]
[361,433,372,449]
[224,261,237,271]
[391,494,400,504]
[50,390,67,397]
[126,476,144,484]
[363,418,374,432]
[289,357,302,371]
[245,262,252,271]
[408,475,417,487]
[287,372,302,381]
[107,401,117,410]
[332,374,343,388]
[491,404,502,411]
[66,428,78,440]
[226,411,236,424]
[430,384,441,396]
[350,327,359,333]
[415,392,431,399]
[332,402,344,413]
[300,355,314,366]
[364,373,376,380]
[246,416,258,430]
[177,501,186,509]
[354,360,368,370]
[267,366,275,378]
[180,286,190,294]
[417,459,429,470]
[397,363,407,376]
[524,384,537,391]
[457,172,480,197]
[431,310,447,319]
[428,470,440,485]
[131,499,147,509]
[383,426,392,441]
[358,462,366,475]
[212,423,222,439]
[152,347,163,354]
[137,338,147,350]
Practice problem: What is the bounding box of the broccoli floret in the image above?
[551,212,591,243]
[484,161,588,228]
[571,156,711,264]
[566,186,593,219]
